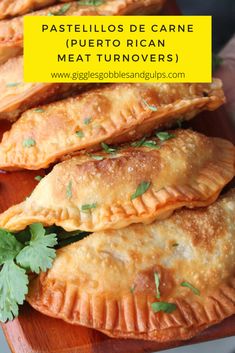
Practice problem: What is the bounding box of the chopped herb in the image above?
[101,142,116,154]
[151,301,177,314]
[84,117,92,125]
[142,140,160,149]
[154,272,160,299]
[142,99,158,112]
[6,82,21,87]
[90,155,104,161]
[51,3,71,15]
[130,285,136,293]
[176,119,183,128]
[34,108,44,113]
[212,53,223,72]
[81,203,97,212]
[131,137,146,147]
[172,242,179,247]
[66,181,72,199]
[76,131,84,138]
[78,0,104,5]
[181,281,200,296]
[131,181,151,200]
[23,138,36,148]
[34,175,42,182]
[156,132,175,141]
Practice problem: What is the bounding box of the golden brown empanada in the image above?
[0,80,225,169]
[0,56,91,122]
[0,0,165,64]
[0,130,234,232]
[27,189,235,341]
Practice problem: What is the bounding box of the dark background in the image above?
[177,0,235,52]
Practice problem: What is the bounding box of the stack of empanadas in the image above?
[0,0,235,345]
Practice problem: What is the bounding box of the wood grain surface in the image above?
[1,0,235,352]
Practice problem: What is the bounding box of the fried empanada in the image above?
[27,189,235,341]
[0,80,225,169]
[0,56,91,122]
[0,0,165,64]
[0,130,234,232]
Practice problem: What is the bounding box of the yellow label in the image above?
[24,16,211,83]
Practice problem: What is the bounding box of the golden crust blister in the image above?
[0,130,234,232]
[27,190,235,341]
[0,80,225,169]
[0,0,165,64]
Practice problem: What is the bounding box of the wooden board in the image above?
[1,1,235,352]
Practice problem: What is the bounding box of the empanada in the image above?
[27,189,235,341]
[0,56,91,122]
[0,130,234,232]
[0,80,225,170]
[0,0,165,64]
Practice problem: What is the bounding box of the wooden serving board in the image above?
[1,1,235,352]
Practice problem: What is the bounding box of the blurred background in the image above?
[178,0,235,52]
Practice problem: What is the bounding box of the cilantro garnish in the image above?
[35,175,42,182]
[81,203,97,212]
[154,272,160,299]
[151,302,177,314]
[0,224,57,322]
[6,82,21,87]
[90,155,104,161]
[78,0,104,5]
[50,3,71,15]
[76,131,84,138]
[66,181,72,199]
[156,132,175,141]
[23,138,36,148]
[101,142,116,154]
[181,281,200,296]
[16,223,57,274]
[84,117,92,125]
[131,181,151,200]
[142,99,158,112]
[131,138,159,149]
[34,108,44,113]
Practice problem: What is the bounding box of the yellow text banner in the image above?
[24,16,211,83]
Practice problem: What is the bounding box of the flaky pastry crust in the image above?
[27,189,235,341]
[0,130,234,232]
[0,80,225,169]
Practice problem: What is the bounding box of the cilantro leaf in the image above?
[181,281,200,296]
[66,181,72,199]
[23,138,36,148]
[84,117,92,125]
[0,260,28,322]
[34,108,44,113]
[156,132,175,141]
[76,131,84,138]
[16,223,57,274]
[101,142,116,154]
[142,99,158,111]
[6,82,21,87]
[151,301,177,314]
[131,181,151,200]
[35,175,43,181]
[154,272,160,299]
[131,137,146,147]
[90,155,104,161]
[81,203,97,213]
[0,229,23,265]
[78,0,104,5]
